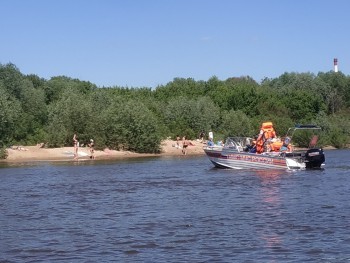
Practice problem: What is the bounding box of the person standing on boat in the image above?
[247,137,257,153]
[256,129,265,153]
[280,137,292,152]
[256,122,276,153]
[207,138,215,146]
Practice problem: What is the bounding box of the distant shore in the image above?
[2,139,206,163]
[1,139,339,163]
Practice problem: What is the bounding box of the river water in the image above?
[0,150,349,262]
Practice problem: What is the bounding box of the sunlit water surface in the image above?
[1,150,350,262]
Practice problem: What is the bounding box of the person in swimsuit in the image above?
[89,139,95,159]
[176,135,181,149]
[73,133,78,160]
[182,136,189,155]
[199,130,205,143]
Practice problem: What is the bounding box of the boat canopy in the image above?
[293,124,322,129]
[286,125,322,137]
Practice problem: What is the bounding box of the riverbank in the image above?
[2,139,207,162]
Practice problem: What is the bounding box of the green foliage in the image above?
[46,87,92,147]
[225,77,260,114]
[328,129,347,148]
[219,110,254,137]
[0,147,8,159]
[319,112,350,148]
[0,63,24,99]
[102,100,162,153]
[26,128,49,146]
[25,74,46,89]
[204,76,232,110]
[44,76,97,104]
[154,78,205,101]
[121,101,162,153]
[163,96,220,139]
[279,89,325,122]
[254,87,289,119]
[15,79,48,143]
[264,72,327,122]
[289,129,321,148]
[317,71,350,112]
[0,84,22,145]
[1,63,350,152]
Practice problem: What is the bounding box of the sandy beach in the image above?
[2,139,206,162]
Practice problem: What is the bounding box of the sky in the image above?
[1,0,349,88]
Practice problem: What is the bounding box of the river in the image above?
[0,150,349,262]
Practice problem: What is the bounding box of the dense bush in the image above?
[1,62,350,159]
[0,148,7,159]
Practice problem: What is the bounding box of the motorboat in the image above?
[203,125,325,170]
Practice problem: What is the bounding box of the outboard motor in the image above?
[305,148,325,169]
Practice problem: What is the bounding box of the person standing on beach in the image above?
[182,136,189,155]
[89,139,95,159]
[199,130,205,143]
[73,133,78,160]
[176,135,181,149]
[208,131,213,141]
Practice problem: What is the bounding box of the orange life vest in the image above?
[256,122,277,153]
[261,122,276,140]
[270,141,283,152]
[256,139,264,154]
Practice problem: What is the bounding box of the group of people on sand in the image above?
[73,133,95,160]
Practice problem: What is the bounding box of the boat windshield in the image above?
[286,125,322,148]
[224,137,251,152]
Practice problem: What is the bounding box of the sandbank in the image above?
[2,139,206,163]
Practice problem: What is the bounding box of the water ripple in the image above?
[1,151,350,262]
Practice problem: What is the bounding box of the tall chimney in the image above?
[334,58,338,72]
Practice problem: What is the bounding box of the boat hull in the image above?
[204,147,305,170]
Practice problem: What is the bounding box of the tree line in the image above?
[1,63,350,158]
